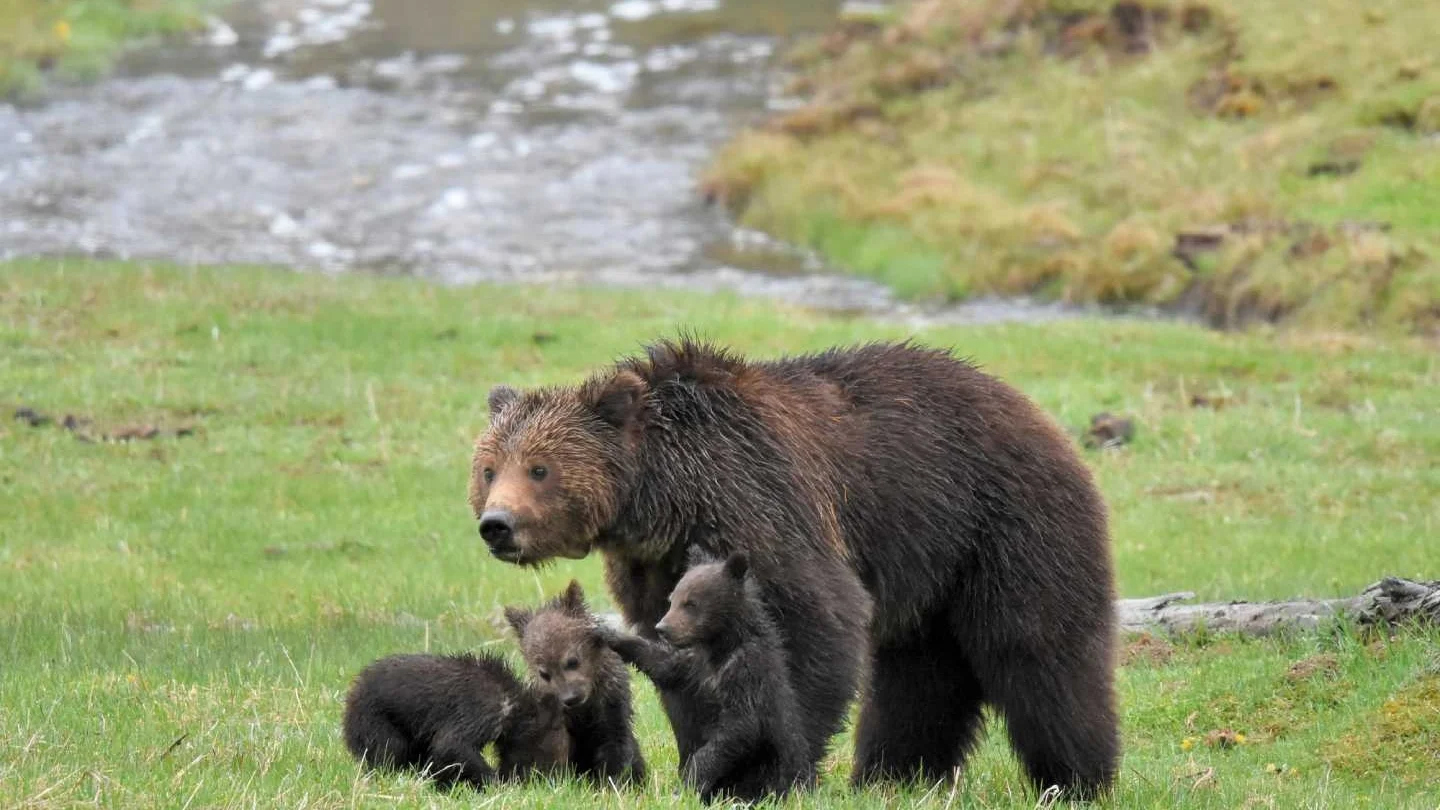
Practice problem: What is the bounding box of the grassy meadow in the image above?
[1,260,1438,808]
[705,0,1440,333]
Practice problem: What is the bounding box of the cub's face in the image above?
[469,371,647,566]
[506,581,611,711]
[655,553,750,649]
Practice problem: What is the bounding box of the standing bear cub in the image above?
[342,652,569,791]
[471,339,1119,797]
[506,580,647,786]
[601,551,811,804]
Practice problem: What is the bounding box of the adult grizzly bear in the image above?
[469,339,1119,796]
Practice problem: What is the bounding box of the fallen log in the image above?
[602,579,1440,638]
[1116,577,1440,636]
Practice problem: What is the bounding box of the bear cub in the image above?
[600,551,811,804]
[507,580,647,785]
[342,652,569,790]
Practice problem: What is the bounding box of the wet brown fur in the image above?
[341,652,569,791]
[602,551,812,804]
[472,338,1120,797]
[505,581,647,785]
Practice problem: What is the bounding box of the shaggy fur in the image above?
[602,551,811,804]
[506,581,647,785]
[471,338,1120,797]
[342,652,568,790]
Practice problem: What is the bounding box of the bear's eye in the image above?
[482,468,494,484]
[538,669,551,681]
[682,599,696,610]
[564,657,579,671]
[529,465,548,481]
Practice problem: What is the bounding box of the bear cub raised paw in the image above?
[601,551,812,804]
[507,580,647,785]
[342,652,569,791]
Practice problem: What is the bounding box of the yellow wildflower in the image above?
[54,20,72,42]
[1180,737,1195,751]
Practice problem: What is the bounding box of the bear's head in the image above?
[470,369,649,565]
[505,580,615,712]
[655,551,751,649]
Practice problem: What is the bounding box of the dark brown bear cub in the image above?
[601,551,811,804]
[342,652,568,790]
[506,580,647,785]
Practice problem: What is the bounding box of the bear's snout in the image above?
[479,510,517,556]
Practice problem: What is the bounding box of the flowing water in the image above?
[0,0,1081,324]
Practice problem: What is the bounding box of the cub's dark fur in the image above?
[506,580,646,785]
[602,552,810,804]
[342,652,568,790]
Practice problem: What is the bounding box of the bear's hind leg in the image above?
[345,713,419,771]
[852,629,985,787]
[981,643,1120,799]
[423,732,495,792]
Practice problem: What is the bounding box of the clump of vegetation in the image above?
[0,0,207,97]
[706,0,1440,333]
[1323,671,1440,787]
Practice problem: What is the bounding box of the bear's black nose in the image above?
[479,510,516,551]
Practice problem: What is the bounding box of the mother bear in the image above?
[468,338,1119,796]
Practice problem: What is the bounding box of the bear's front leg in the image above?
[597,627,694,691]
[682,714,762,802]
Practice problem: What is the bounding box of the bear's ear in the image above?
[724,551,750,581]
[561,579,587,614]
[583,370,648,431]
[685,544,718,569]
[488,385,520,417]
[505,606,533,639]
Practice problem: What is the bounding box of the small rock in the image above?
[202,16,239,47]
[219,63,250,83]
[610,0,657,21]
[1307,160,1360,177]
[391,163,430,180]
[242,68,276,91]
[1084,412,1135,449]
[269,214,301,237]
[13,407,51,427]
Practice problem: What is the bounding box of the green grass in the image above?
[0,0,209,97]
[705,0,1440,334]
[2,260,1438,808]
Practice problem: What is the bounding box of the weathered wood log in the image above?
[603,579,1439,638]
[1116,577,1440,636]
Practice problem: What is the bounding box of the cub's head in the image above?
[469,370,649,565]
[505,581,614,711]
[655,552,751,649]
[499,690,571,777]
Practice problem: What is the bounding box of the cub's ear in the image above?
[505,606,533,639]
[488,385,520,417]
[724,551,750,581]
[582,370,649,431]
[561,580,587,614]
